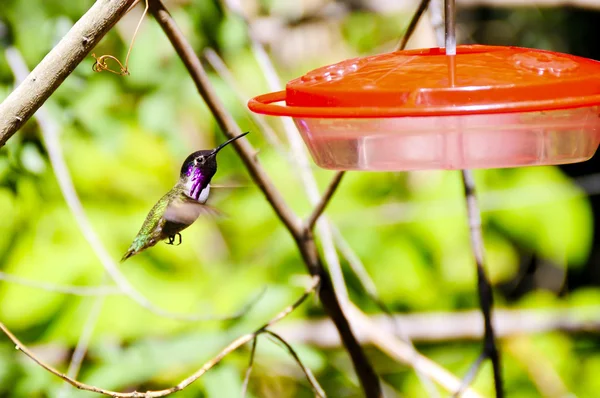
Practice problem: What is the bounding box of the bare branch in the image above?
[0,276,320,397]
[305,172,345,232]
[241,337,258,398]
[220,0,350,304]
[58,291,106,398]
[453,352,485,398]
[202,48,286,154]
[330,227,382,311]
[148,0,301,237]
[0,271,120,296]
[425,0,503,393]
[459,169,503,397]
[148,2,381,396]
[395,0,432,51]
[0,0,137,145]
[263,330,326,398]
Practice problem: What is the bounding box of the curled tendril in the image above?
[91,0,148,76]
[91,54,129,75]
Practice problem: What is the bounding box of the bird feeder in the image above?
[248,32,600,171]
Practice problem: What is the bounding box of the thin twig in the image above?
[92,0,147,75]
[330,227,382,311]
[426,0,503,393]
[58,290,106,398]
[0,270,121,296]
[148,2,381,396]
[149,1,300,236]
[460,170,503,397]
[452,352,485,398]
[241,337,258,398]
[221,0,350,304]
[305,172,344,232]
[0,0,137,145]
[92,0,148,75]
[202,48,285,153]
[263,330,326,398]
[0,276,320,397]
[395,0,432,51]
[4,45,261,323]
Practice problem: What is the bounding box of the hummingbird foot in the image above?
[166,233,182,246]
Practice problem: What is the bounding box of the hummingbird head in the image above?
[180,132,249,200]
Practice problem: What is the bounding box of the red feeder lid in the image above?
[248,45,600,118]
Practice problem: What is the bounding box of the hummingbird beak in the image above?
[209,131,249,157]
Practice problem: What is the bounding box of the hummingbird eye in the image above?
[194,156,205,166]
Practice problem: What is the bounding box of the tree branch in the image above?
[305,172,345,232]
[0,276,320,397]
[263,329,326,397]
[0,0,137,146]
[202,48,286,154]
[460,169,503,397]
[148,1,382,396]
[241,336,258,397]
[221,0,350,305]
[395,0,432,51]
[0,271,120,296]
[147,0,300,237]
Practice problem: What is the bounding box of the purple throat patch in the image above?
[188,166,206,200]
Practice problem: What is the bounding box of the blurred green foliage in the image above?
[0,0,599,397]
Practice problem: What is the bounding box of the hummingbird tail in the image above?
[121,235,157,262]
[120,249,136,262]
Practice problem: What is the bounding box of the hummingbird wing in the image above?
[121,192,222,262]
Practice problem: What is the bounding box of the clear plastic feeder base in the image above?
[294,106,600,171]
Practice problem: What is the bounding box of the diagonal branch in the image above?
[147,0,300,237]
[240,336,258,397]
[221,0,350,304]
[202,48,285,153]
[148,1,382,396]
[305,172,345,232]
[263,330,326,398]
[0,0,137,145]
[395,0,432,51]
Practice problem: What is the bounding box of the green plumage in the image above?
[121,185,198,262]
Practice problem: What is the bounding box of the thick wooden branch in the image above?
[0,0,137,146]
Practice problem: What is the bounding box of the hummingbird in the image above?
[121,132,249,262]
